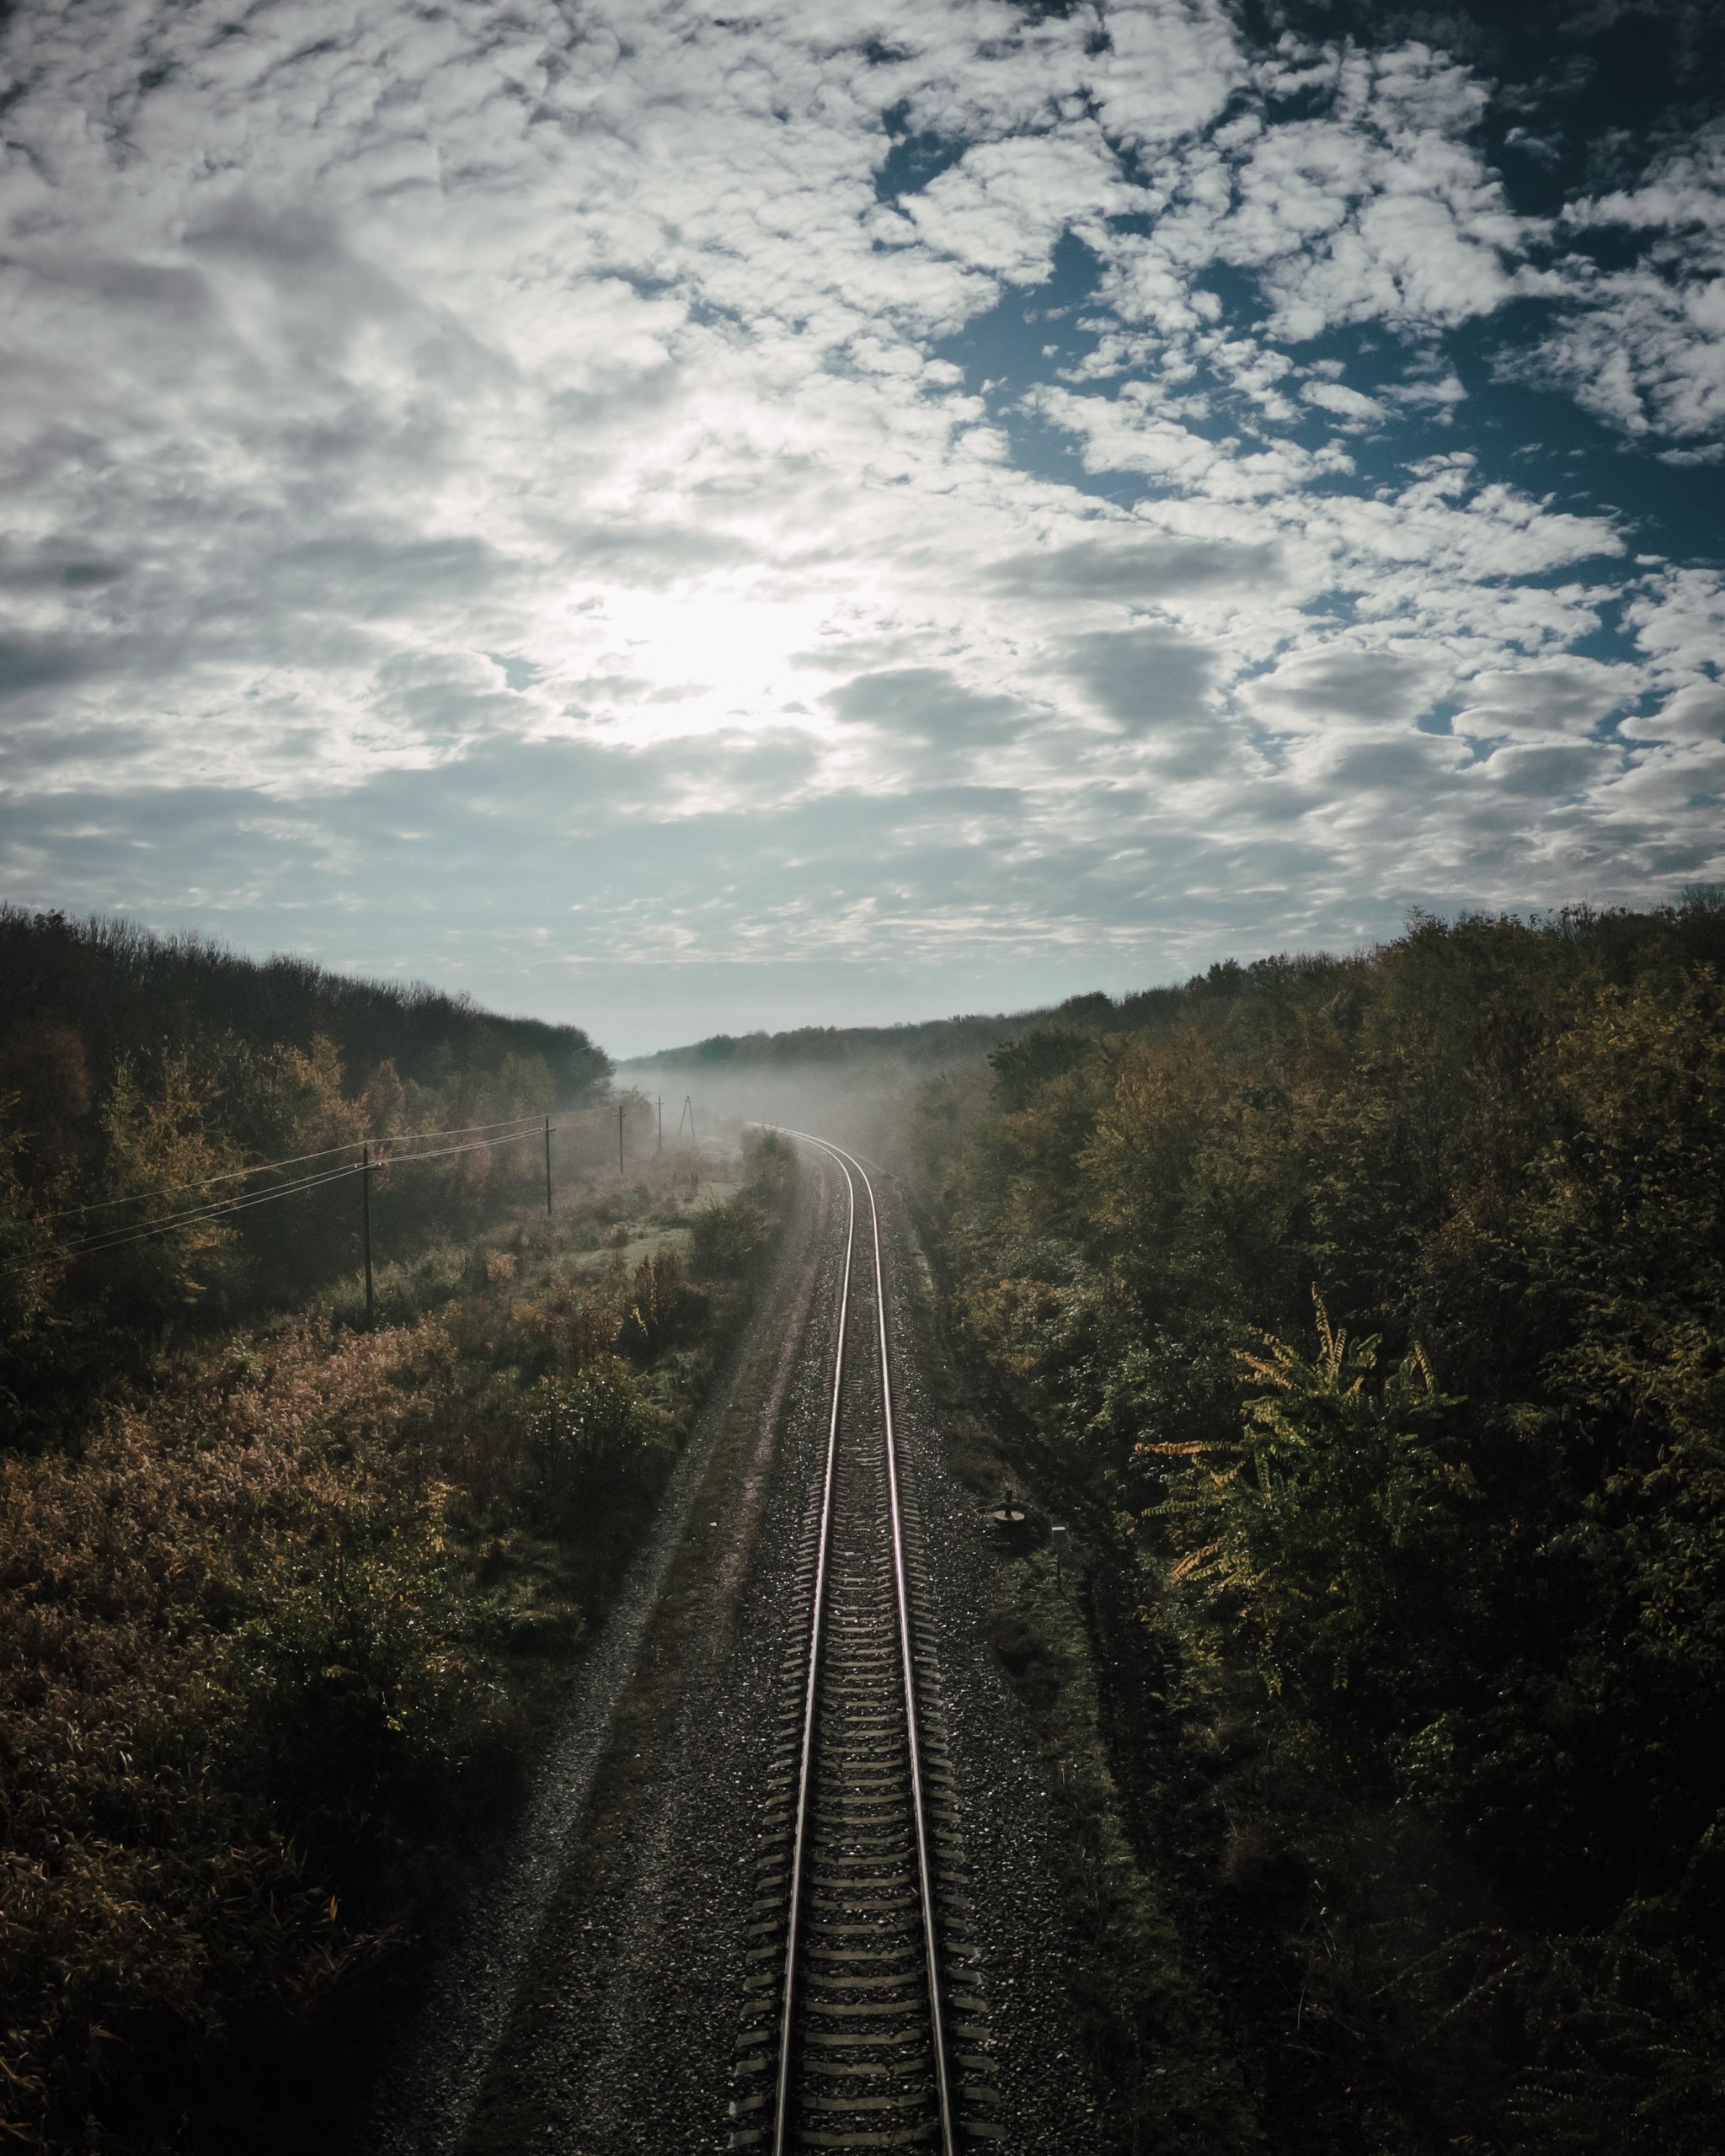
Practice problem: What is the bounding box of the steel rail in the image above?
[859,1145,958,2156]
[777,1131,956,2156]
[771,1139,854,2156]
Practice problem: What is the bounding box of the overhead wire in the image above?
[369,1127,540,1171]
[38,1112,551,1224]
[39,1138,369,1223]
[6,1117,567,1277]
[60,1161,369,1262]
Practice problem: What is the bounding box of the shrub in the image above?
[908,899,1725,2148]
[527,1355,670,1518]
[687,1195,771,1278]
[622,1245,686,1357]
[740,1127,795,1198]
[1146,1297,1471,1732]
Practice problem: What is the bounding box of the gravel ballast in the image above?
[358,1149,1108,2152]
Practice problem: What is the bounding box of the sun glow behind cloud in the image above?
[0,0,1721,1049]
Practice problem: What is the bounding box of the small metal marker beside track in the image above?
[729,1135,1000,2151]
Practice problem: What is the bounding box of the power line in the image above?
[40,1112,549,1225]
[369,1119,543,1168]
[6,1120,560,1277]
[375,1121,545,1155]
[40,1139,367,1223]
[60,1161,368,1262]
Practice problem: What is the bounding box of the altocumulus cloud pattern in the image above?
[1,0,1722,1046]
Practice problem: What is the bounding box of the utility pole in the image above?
[657,1096,662,1154]
[361,1141,374,1329]
[544,1115,553,1215]
[617,1098,625,1177]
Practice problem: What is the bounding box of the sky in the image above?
[1,0,1722,1056]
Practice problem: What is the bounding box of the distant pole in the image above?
[617,1098,625,1177]
[544,1115,553,1215]
[361,1141,374,1329]
[657,1096,662,1154]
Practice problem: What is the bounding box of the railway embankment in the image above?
[421,1138,1105,2153]
[0,1134,791,2156]
[878,901,1725,2155]
[878,1172,1260,2156]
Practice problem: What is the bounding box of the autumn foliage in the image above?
[903,897,1725,2150]
[0,908,793,2152]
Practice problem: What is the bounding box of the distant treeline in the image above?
[627,977,1375,1081]
[897,894,1725,2153]
[0,909,611,1434]
[626,1007,1059,1073]
[1,907,611,1101]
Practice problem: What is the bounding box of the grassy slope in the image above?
[0,1139,793,2154]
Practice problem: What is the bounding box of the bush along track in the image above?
[0,1129,798,2155]
[884,899,1725,2156]
[892,1220,1260,2156]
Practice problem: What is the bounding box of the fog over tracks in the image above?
[359,1142,1093,2152]
[729,1134,985,2152]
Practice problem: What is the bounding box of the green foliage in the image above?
[97,1048,244,1310]
[527,1354,670,1519]
[0,1109,56,1382]
[687,1193,772,1278]
[905,898,1725,2148]
[0,910,615,1429]
[622,1245,686,1358]
[630,1011,1036,1075]
[227,1481,489,1849]
[740,1124,796,1197]
[0,1131,795,2152]
[0,905,610,1106]
[988,1026,1092,1112]
[0,1327,465,2149]
[1148,1300,1471,1721]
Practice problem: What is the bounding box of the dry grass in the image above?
[0,1137,792,2152]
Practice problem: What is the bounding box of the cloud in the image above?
[1115,42,1534,345]
[1525,264,1725,443]
[0,639,104,698]
[824,666,1038,786]
[1085,0,1244,154]
[1028,382,1358,497]
[986,534,1283,602]
[0,0,1720,1044]
[1524,120,1725,440]
[1300,378,1386,428]
[1452,659,1632,743]
[899,132,1132,283]
[1059,624,1220,746]
[1634,680,1725,745]
[1245,644,1443,731]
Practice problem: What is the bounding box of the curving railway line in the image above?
[729,1135,999,2153]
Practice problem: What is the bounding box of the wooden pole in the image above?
[657,1096,662,1154]
[361,1141,374,1328]
[617,1098,625,1177]
[544,1115,553,1215]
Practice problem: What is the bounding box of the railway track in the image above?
[729,1137,999,2152]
